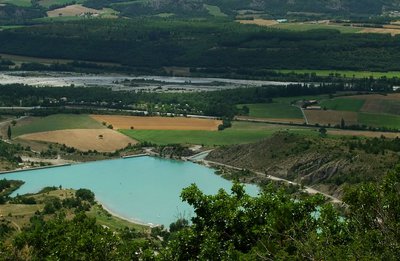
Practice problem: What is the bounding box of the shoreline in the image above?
[98,200,159,228]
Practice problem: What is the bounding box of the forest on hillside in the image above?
[1,19,400,72]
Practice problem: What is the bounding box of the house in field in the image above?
[306,106,322,110]
[301,99,319,108]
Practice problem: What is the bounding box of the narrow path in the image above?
[298,106,309,125]
[186,150,213,161]
[201,159,342,204]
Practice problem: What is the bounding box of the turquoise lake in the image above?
[1,156,259,227]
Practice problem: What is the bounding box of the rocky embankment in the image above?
[206,132,399,198]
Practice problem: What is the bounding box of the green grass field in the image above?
[276,69,400,79]
[358,113,400,129]
[270,23,362,33]
[13,114,104,137]
[120,122,317,146]
[240,103,303,119]
[204,4,228,17]
[320,98,365,112]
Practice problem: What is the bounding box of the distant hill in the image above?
[1,0,400,23]
[85,0,400,18]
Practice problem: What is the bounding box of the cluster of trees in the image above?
[0,141,23,165]
[2,19,400,71]
[348,136,400,154]
[1,166,400,259]
[0,4,45,25]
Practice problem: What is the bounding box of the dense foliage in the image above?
[2,19,400,71]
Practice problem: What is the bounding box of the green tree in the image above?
[319,127,327,136]
[7,126,11,140]
[340,118,345,129]
[160,183,327,260]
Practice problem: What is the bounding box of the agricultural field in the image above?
[239,103,303,120]
[319,98,365,112]
[305,110,358,126]
[360,27,400,36]
[358,113,400,129]
[120,121,317,146]
[237,19,278,26]
[327,129,400,139]
[12,114,104,137]
[243,93,400,129]
[361,99,400,115]
[18,129,136,152]
[90,115,222,131]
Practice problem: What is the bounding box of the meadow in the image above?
[358,113,400,129]
[90,115,221,131]
[239,103,303,119]
[120,122,317,146]
[319,98,365,112]
[13,114,104,137]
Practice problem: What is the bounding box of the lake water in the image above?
[1,156,259,227]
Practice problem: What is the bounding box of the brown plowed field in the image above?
[237,19,278,26]
[305,110,358,126]
[345,93,400,101]
[19,129,136,152]
[360,27,400,36]
[344,94,400,114]
[328,129,400,138]
[90,115,222,131]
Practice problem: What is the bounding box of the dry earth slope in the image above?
[206,132,399,198]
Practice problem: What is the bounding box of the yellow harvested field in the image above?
[237,19,278,26]
[47,4,102,17]
[19,129,136,152]
[360,27,400,36]
[90,115,222,131]
[305,110,358,126]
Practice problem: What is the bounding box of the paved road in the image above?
[201,159,342,204]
